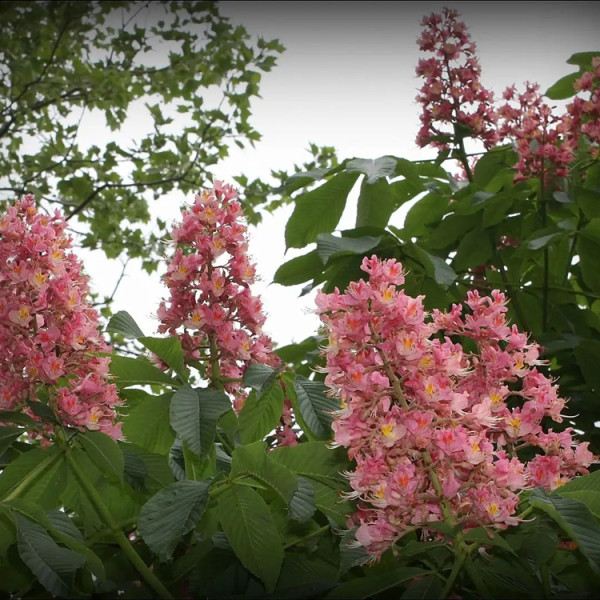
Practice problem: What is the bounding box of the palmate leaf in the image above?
[106,310,145,338]
[16,514,85,598]
[288,475,316,522]
[0,427,24,456]
[285,171,360,249]
[0,446,65,508]
[217,483,284,593]
[316,233,381,266]
[78,430,124,482]
[110,354,176,388]
[243,362,278,392]
[139,336,187,381]
[346,156,397,185]
[169,384,230,458]
[138,479,211,561]
[6,498,102,582]
[238,381,284,444]
[530,488,600,570]
[230,441,297,504]
[273,250,324,286]
[121,392,175,455]
[269,442,349,485]
[356,178,394,229]
[291,376,339,440]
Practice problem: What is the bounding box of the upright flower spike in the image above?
[497,82,577,183]
[0,195,121,440]
[562,56,600,157]
[317,255,594,561]
[158,182,281,413]
[415,8,498,152]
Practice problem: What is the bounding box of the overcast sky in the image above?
[87,1,600,347]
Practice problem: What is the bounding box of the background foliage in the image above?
[0,0,283,275]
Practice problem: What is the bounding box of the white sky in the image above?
[83,1,600,347]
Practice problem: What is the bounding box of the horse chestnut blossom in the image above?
[157,182,282,415]
[497,82,577,183]
[316,255,594,559]
[0,195,121,440]
[415,8,498,151]
[563,56,600,156]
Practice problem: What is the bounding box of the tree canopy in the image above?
[0,0,283,272]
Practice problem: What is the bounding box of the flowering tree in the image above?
[0,6,599,600]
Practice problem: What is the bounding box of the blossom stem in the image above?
[65,449,173,600]
[208,332,224,392]
[369,323,409,410]
[441,545,466,598]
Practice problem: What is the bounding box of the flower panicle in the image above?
[0,195,121,441]
[317,254,595,560]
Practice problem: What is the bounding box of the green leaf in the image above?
[566,51,600,67]
[285,172,360,249]
[230,441,298,505]
[453,228,494,271]
[311,479,353,525]
[0,446,64,507]
[238,382,284,444]
[556,469,600,493]
[316,233,381,266]
[106,310,145,338]
[139,336,186,380]
[575,339,600,390]
[78,430,124,482]
[404,193,450,237]
[530,488,600,569]
[292,376,339,440]
[527,231,564,250]
[0,411,37,428]
[405,244,457,288]
[556,491,600,519]
[545,71,580,99]
[356,178,394,229]
[473,145,517,186]
[16,514,85,598]
[138,479,211,561]
[347,156,397,184]
[577,235,600,292]
[0,427,23,455]
[339,528,369,575]
[170,385,231,458]
[288,475,316,522]
[217,483,284,593]
[46,509,106,581]
[556,469,600,518]
[243,363,278,392]
[273,250,323,286]
[121,442,174,492]
[269,442,348,485]
[326,567,428,599]
[110,354,176,388]
[122,392,175,454]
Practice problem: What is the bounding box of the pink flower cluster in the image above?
[498,83,576,183]
[316,255,594,559]
[0,196,121,440]
[157,182,279,411]
[563,56,600,155]
[415,8,498,150]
